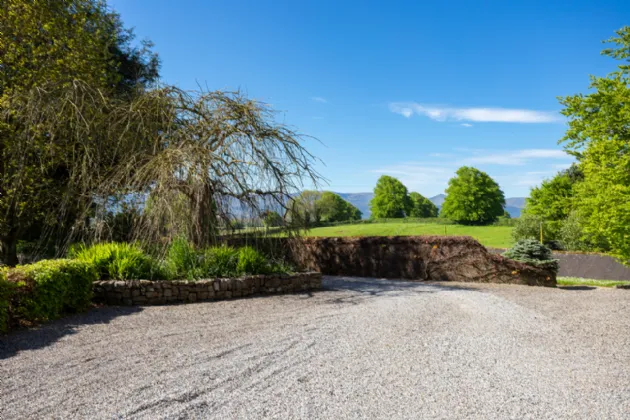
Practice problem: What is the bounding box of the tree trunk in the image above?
[1,235,19,266]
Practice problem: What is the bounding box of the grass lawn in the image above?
[557,277,630,288]
[304,223,514,249]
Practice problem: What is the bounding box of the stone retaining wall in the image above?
[93,272,322,306]
[227,236,556,287]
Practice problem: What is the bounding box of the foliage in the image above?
[408,192,439,218]
[502,239,559,272]
[557,277,630,288]
[261,211,284,227]
[0,272,17,333]
[3,259,98,324]
[512,213,561,244]
[287,191,360,227]
[0,0,159,265]
[369,176,412,218]
[559,26,630,262]
[202,245,239,277]
[236,246,270,275]
[523,172,576,221]
[1,1,321,266]
[319,192,362,222]
[70,242,167,280]
[440,167,505,225]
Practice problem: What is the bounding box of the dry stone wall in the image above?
[93,272,322,306]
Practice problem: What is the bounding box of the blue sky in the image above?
[110,0,628,197]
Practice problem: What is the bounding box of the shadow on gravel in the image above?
[0,306,143,360]
[321,277,475,305]
[558,286,597,291]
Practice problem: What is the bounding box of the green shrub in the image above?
[202,245,239,277]
[0,270,17,333]
[236,246,270,275]
[512,214,560,243]
[70,242,166,280]
[165,238,203,280]
[502,239,559,272]
[6,259,98,323]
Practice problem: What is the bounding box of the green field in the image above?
[304,223,514,249]
[557,277,630,288]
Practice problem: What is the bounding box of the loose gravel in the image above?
[1,277,629,419]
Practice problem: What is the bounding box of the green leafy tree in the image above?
[319,192,362,222]
[440,167,505,225]
[286,191,323,227]
[559,26,630,261]
[0,0,159,265]
[523,171,575,222]
[261,210,283,227]
[369,176,412,218]
[408,192,439,218]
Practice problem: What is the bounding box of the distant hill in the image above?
[336,192,526,219]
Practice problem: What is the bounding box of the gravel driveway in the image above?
[1,277,629,419]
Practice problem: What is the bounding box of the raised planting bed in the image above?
[93,272,322,306]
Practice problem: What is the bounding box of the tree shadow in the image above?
[0,305,143,360]
[558,286,597,291]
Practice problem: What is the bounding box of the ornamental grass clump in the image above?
[502,239,559,272]
[69,242,168,280]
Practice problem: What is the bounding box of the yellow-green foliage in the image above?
[70,243,167,280]
[3,259,97,329]
[0,270,17,333]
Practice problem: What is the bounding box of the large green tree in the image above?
[440,167,505,225]
[0,0,159,265]
[523,170,576,221]
[408,192,439,218]
[559,26,630,261]
[369,176,412,218]
[319,192,362,222]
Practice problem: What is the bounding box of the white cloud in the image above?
[389,102,561,123]
[460,123,473,127]
[311,96,328,103]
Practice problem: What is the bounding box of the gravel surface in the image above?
[1,277,629,419]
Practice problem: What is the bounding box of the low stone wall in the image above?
[227,236,556,287]
[93,272,322,306]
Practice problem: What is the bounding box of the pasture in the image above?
[304,222,514,249]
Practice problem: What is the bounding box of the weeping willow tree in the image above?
[1,82,321,264]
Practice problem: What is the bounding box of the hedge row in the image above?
[0,259,97,333]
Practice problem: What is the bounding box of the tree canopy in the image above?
[522,170,576,222]
[440,167,505,225]
[0,0,320,265]
[558,26,630,261]
[369,176,412,218]
[287,191,361,227]
[408,192,439,218]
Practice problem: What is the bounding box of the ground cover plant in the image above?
[303,222,514,249]
[556,277,630,288]
[0,259,98,332]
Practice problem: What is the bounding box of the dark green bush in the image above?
[5,259,98,325]
[0,271,17,333]
[70,242,167,280]
[502,239,559,272]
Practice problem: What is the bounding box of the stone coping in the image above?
[93,272,322,306]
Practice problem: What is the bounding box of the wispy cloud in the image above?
[460,123,473,127]
[311,96,328,103]
[389,102,561,123]
[464,149,570,166]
